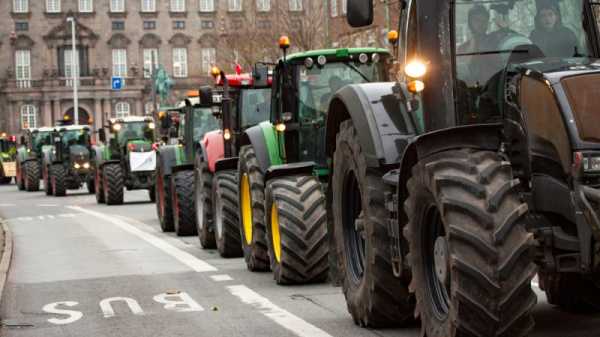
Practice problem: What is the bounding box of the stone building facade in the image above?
[0,0,312,135]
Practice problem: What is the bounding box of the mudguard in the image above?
[157,145,185,176]
[202,130,224,173]
[265,162,315,182]
[239,121,283,173]
[326,82,417,168]
[215,157,239,172]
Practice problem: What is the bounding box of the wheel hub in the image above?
[434,236,449,285]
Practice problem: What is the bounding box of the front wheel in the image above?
[213,170,243,258]
[103,163,124,205]
[16,161,24,191]
[265,175,328,284]
[25,161,40,192]
[171,170,197,236]
[156,159,174,232]
[195,162,216,248]
[404,149,536,337]
[95,168,105,203]
[50,164,66,197]
[43,165,53,196]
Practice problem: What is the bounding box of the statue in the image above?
[154,65,174,103]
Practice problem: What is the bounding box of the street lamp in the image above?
[66,17,79,125]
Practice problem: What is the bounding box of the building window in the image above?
[112,49,128,77]
[143,48,158,78]
[21,105,37,129]
[201,20,214,29]
[228,0,241,12]
[112,21,125,30]
[171,0,185,12]
[143,21,156,29]
[46,0,61,13]
[64,49,80,81]
[141,0,156,12]
[172,48,188,78]
[289,0,302,11]
[115,102,130,118]
[15,22,29,31]
[199,0,214,12]
[330,0,337,17]
[256,0,269,12]
[79,0,93,12]
[173,21,186,29]
[256,20,270,29]
[13,0,29,13]
[15,50,31,89]
[111,0,125,12]
[341,0,347,15]
[201,48,215,75]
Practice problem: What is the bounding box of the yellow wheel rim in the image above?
[271,202,282,263]
[241,174,253,245]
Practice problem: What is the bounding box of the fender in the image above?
[202,130,224,173]
[326,82,417,168]
[265,162,315,182]
[157,145,182,176]
[240,121,283,173]
[215,157,239,172]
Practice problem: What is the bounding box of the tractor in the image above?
[155,88,220,236]
[42,125,94,196]
[324,0,600,335]
[0,133,17,184]
[195,67,271,257]
[16,127,53,191]
[238,38,391,285]
[93,116,157,205]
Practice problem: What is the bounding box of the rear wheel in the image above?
[95,168,105,203]
[156,159,174,232]
[172,170,197,236]
[333,120,414,327]
[238,145,270,271]
[404,149,536,337]
[50,164,66,197]
[103,163,124,205]
[540,271,600,312]
[25,161,40,192]
[265,175,328,284]
[43,165,53,195]
[195,162,216,248]
[213,170,243,258]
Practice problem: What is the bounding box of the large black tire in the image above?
[24,160,40,192]
[43,165,53,196]
[149,185,156,203]
[156,159,174,232]
[195,162,216,248]
[171,170,197,236]
[539,271,600,312]
[404,149,536,337]
[95,168,105,203]
[50,164,66,197]
[213,170,243,258]
[103,163,124,205]
[265,175,328,284]
[238,145,270,271]
[16,161,24,190]
[332,120,413,327]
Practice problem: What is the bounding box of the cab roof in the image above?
[110,116,154,124]
[30,127,55,133]
[56,125,91,132]
[286,47,390,62]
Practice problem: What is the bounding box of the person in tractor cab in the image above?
[530,2,579,57]
[458,5,490,56]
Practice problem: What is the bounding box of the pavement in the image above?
[0,184,598,337]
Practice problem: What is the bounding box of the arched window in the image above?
[115,102,130,118]
[20,104,37,129]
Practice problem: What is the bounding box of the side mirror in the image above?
[99,129,106,143]
[198,86,213,107]
[253,64,269,88]
[347,0,373,27]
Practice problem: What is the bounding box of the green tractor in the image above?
[93,116,157,205]
[0,133,17,184]
[16,127,54,191]
[42,125,94,197]
[195,68,271,257]
[238,38,391,285]
[325,0,600,335]
[155,89,220,236]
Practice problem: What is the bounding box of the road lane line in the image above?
[68,206,217,273]
[227,285,333,337]
[210,274,233,282]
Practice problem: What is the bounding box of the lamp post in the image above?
[66,17,79,125]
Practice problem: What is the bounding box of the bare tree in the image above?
[275,0,328,52]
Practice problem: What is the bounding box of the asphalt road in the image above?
[0,184,598,337]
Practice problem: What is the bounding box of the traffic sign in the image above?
[111,77,124,90]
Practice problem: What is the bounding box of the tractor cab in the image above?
[174,89,220,154]
[102,117,156,156]
[51,125,92,166]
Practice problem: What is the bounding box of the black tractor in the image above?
[326,0,600,335]
[16,127,53,191]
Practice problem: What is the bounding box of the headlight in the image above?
[148,122,156,130]
[112,123,122,131]
[74,163,81,169]
[83,162,90,169]
[583,156,600,172]
[405,60,427,78]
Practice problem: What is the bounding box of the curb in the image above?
[0,219,13,305]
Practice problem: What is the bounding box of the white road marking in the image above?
[0,203,16,207]
[38,204,58,207]
[42,301,83,325]
[68,206,217,272]
[227,285,333,337]
[99,297,144,318]
[153,292,204,312]
[8,213,77,222]
[210,274,234,282]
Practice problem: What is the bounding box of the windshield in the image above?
[61,129,89,147]
[188,108,220,142]
[240,88,271,128]
[32,132,52,150]
[117,122,154,145]
[454,0,590,124]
